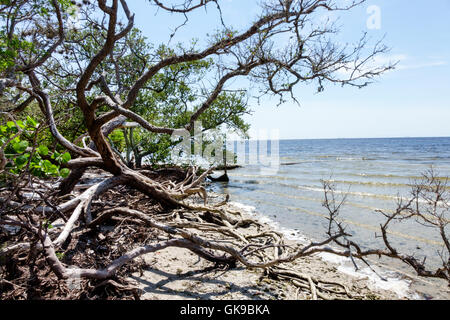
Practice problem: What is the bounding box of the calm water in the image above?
[213,137,450,272]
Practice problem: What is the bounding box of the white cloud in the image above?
[373,54,408,65]
[379,54,448,70]
[397,61,448,70]
[337,54,448,78]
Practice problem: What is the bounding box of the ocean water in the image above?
[211,137,450,296]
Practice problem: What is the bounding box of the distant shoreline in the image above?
[236,136,450,142]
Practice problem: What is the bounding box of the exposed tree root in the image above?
[0,168,346,299]
[1,167,448,299]
[266,266,357,300]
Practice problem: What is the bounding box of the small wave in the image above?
[236,195,443,246]
[318,253,419,299]
[229,200,419,299]
[323,179,411,188]
[312,155,377,161]
[284,184,400,201]
[336,157,376,161]
[230,178,448,208]
[230,178,406,201]
[325,179,450,190]
[229,173,297,182]
[228,201,309,244]
[256,189,447,223]
[257,189,395,213]
[349,172,450,182]
[353,173,411,178]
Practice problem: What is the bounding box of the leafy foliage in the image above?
[1,116,71,178]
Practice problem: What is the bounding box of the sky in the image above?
[126,0,450,140]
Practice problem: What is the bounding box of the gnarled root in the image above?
[0,168,377,300]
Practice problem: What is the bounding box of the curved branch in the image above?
[19,0,65,73]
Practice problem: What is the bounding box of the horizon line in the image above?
[279,136,450,140]
[238,136,450,141]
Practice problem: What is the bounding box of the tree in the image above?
[5,0,426,297]
[321,168,449,283]
[106,46,251,168]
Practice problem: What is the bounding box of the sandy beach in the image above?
[126,195,442,300]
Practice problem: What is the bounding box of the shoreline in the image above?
[129,193,410,300]
[227,201,419,299]
[226,199,450,300]
[206,162,450,300]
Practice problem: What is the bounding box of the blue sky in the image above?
[127,0,450,139]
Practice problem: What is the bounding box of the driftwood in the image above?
[208,173,230,182]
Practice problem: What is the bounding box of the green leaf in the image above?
[42,159,53,171]
[51,151,60,160]
[15,155,29,168]
[12,140,28,153]
[49,166,59,175]
[6,121,15,129]
[26,116,38,128]
[59,168,70,178]
[61,152,71,163]
[16,120,25,129]
[37,145,49,156]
